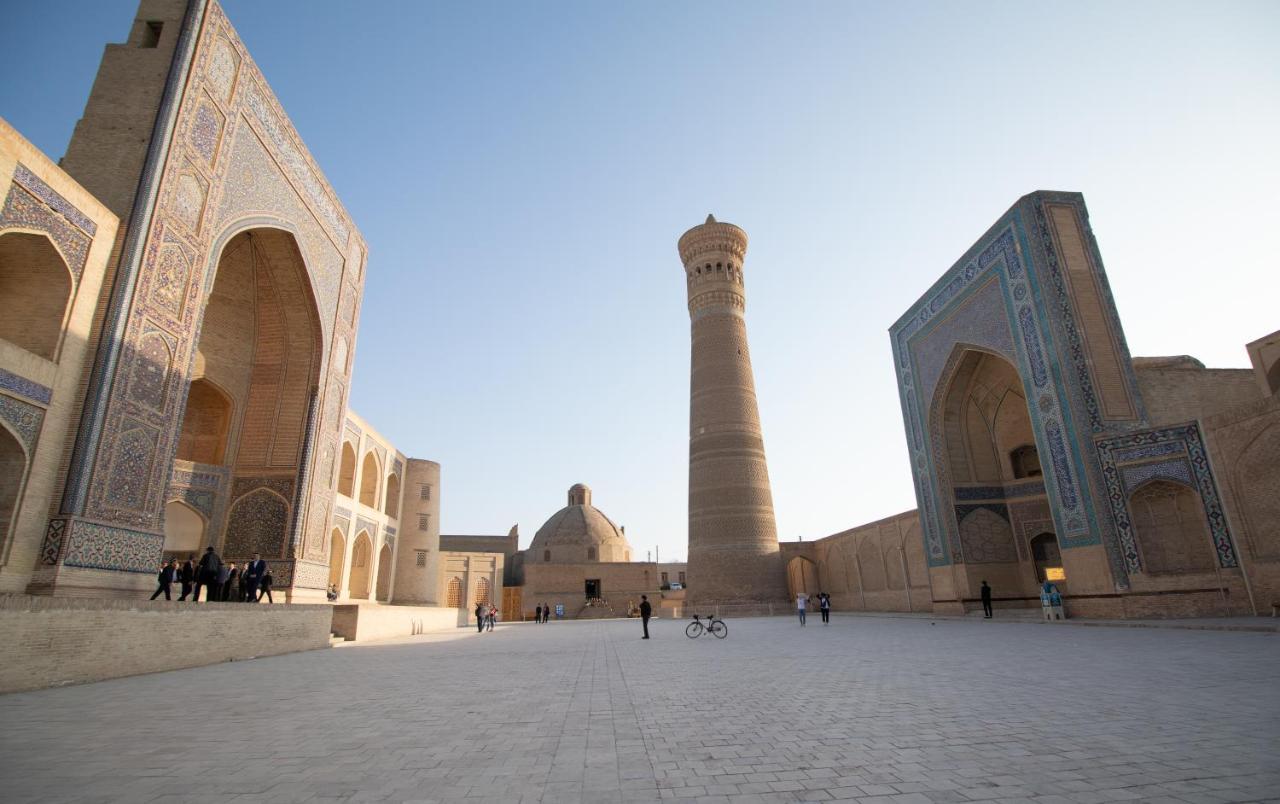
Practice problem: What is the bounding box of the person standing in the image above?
[244,553,267,603]
[980,580,993,619]
[258,569,274,603]
[475,602,485,633]
[220,562,237,603]
[487,605,497,632]
[149,560,177,600]
[535,604,542,624]
[819,592,831,625]
[177,556,195,601]
[639,595,652,639]
[194,546,221,602]
[796,592,808,626]
[543,602,551,622]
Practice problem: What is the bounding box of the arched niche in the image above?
[349,530,373,599]
[384,473,400,518]
[935,349,1036,485]
[0,232,73,361]
[174,227,322,558]
[358,452,379,508]
[175,379,232,465]
[475,576,491,606]
[1029,532,1063,583]
[786,556,818,599]
[1129,480,1215,574]
[162,500,206,557]
[327,527,346,591]
[375,543,393,601]
[446,576,463,607]
[337,442,356,497]
[0,424,28,558]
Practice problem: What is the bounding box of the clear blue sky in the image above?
[3,1,1278,562]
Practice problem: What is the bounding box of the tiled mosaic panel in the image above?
[1097,423,1237,572]
[0,183,90,286]
[63,521,163,573]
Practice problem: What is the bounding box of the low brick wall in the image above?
[330,603,464,641]
[0,594,332,694]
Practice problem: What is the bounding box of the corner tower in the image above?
[679,215,787,608]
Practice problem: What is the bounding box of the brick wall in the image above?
[0,594,331,693]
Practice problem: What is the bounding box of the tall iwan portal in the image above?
[679,215,787,608]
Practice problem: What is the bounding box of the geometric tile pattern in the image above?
[1096,423,1238,572]
[62,520,163,573]
[0,392,46,453]
[0,368,52,406]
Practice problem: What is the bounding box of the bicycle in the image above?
[685,614,728,639]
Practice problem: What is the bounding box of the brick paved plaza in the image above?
[0,615,1277,804]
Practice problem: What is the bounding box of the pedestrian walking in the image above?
[819,592,831,624]
[486,605,497,631]
[258,569,274,603]
[980,580,993,618]
[639,594,652,639]
[244,553,268,603]
[796,592,808,626]
[543,602,551,622]
[150,560,177,600]
[177,555,195,601]
[475,602,485,633]
[194,546,221,602]
[535,604,542,624]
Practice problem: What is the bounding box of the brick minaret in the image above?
[679,215,786,608]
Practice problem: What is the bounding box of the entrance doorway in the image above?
[585,579,600,599]
[1030,532,1064,583]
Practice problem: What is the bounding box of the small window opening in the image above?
[141,21,163,48]
[543,549,551,562]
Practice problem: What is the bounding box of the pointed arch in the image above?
[0,231,74,361]
[327,527,346,590]
[349,530,373,598]
[375,543,393,601]
[0,422,29,561]
[175,378,232,464]
[383,472,400,518]
[446,576,463,607]
[337,442,356,497]
[359,451,379,508]
[1129,480,1215,573]
[162,500,207,556]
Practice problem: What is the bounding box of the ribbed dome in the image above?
[528,484,633,563]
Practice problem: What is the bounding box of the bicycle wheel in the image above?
[685,621,703,639]
[709,620,727,639]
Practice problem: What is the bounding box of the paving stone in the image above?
[0,617,1275,803]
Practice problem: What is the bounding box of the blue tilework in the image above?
[13,163,97,235]
[1096,424,1237,571]
[0,368,52,405]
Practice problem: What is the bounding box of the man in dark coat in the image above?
[475,602,486,633]
[639,595,652,639]
[980,580,993,618]
[258,570,274,603]
[150,560,177,600]
[177,556,195,601]
[194,546,221,602]
[243,553,268,603]
[535,604,542,624]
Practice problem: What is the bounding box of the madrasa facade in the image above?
[0,0,500,606]
[782,195,1280,619]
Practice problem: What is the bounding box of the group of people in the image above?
[532,603,554,623]
[795,591,831,625]
[150,547,274,603]
[474,602,499,632]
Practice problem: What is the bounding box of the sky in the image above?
[2,1,1278,562]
